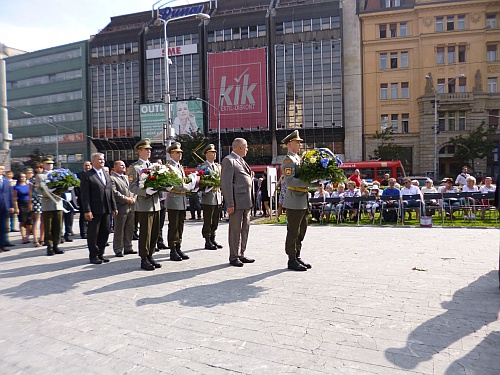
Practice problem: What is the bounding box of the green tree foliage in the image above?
[174,131,212,168]
[448,122,497,169]
[369,127,412,172]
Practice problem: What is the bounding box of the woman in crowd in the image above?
[479,176,496,219]
[366,184,380,221]
[344,180,361,221]
[439,178,460,218]
[13,172,33,244]
[421,178,438,216]
[311,183,329,222]
[461,175,479,220]
[330,183,346,222]
[30,164,44,246]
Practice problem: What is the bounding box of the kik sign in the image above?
[208,48,268,130]
[158,4,204,20]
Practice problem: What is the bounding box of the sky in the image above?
[0,0,194,53]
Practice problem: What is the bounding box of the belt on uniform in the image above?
[288,186,309,193]
[212,187,220,191]
[170,190,186,195]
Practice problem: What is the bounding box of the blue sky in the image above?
[0,0,191,52]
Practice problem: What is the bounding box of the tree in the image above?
[174,131,212,168]
[447,122,497,169]
[369,127,412,171]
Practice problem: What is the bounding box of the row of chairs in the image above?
[309,191,497,226]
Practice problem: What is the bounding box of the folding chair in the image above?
[401,194,424,224]
[442,192,472,225]
[379,195,402,225]
[323,197,340,224]
[422,192,443,225]
[472,191,497,224]
[309,197,327,224]
[342,196,365,224]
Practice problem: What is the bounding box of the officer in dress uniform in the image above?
[165,142,192,261]
[128,139,162,271]
[200,144,223,250]
[281,130,311,271]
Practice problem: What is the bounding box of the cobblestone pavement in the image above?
[0,218,499,374]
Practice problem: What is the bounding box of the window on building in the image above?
[390,52,398,68]
[448,112,456,131]
[380,84,388,99]
[276,22,284,35]
[458,45,466,62]
[401,82,409,98]
[402,113,409,133]
[448,78,456,93]
[486,14,497,29]
[448,46,455,63]
[391,114,399,133]
[401,51,408,68]
[400,22,407,37]
[488,77,498,93]
[390,23,397,37]
[437,79,446,93]
[447,16,455,31]
[489,110,499,128]
[380,53,387,69]
[458,111,466,130]
[379,24,387,38]
[457,15,465,30]
[381,114,388,131]
[459,77,467,92]
[436,17,444,32]
[438,111,445,131]
[391,83,398,99]
[487,44,497,62]
[384,0,400,7]
[437,47,445,64]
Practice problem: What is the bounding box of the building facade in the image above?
[6,41,90,171]
[359,0,500,178]
[89,0,354,166]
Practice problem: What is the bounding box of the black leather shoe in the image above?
[288,258,307,271]
[230,259,244,267]
[60,237,65,244]
[141,257,154,271]
[53,247,65,254]
[157,242,168,250]
[210,238,223,249]
[147,255,162,268]
[5,242,15,247]
[176,243,189,259]
[133,232,139,240]
[47,246,55,256]
[90,257,102,264]
[64,236,73,243]
[204,240,217,250]
[115,252,124,257]
[170,248,182,261]
[99,256,110,263]
[296,257,311,269]
[239,256,255,263]
[0,247,10,252]
[124,250,138,255]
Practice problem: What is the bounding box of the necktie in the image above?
[146,161,151,168]
[98,170,106,185]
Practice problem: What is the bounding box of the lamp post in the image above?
[425,73,465,180]
[48,116,59,168]
[154,12,210,152]
[196,96,224,163]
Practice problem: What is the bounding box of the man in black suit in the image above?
[80,153,117,264]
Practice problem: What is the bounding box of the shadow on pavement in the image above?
[136,269,286,308]
[385,270,500,372]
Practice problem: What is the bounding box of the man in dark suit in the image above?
[0,165,14,252]
[220,138,255,267]
[75,160,92,239]
[80,153,117,264]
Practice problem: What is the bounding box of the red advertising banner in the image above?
[208,48,268,130]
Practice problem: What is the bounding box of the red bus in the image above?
[340,160,406,183]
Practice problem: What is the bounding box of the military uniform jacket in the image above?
[36,171,63,212]
[282,152,309,210]
[128,160,161,212]
[111,173,136,214]
[165,160,190,211]
[200,160,222,206]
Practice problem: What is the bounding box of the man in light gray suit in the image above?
[200,144,223,250]
[110,160,137,257]
[220,138,255,267]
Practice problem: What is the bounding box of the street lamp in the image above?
[425,73,465,180]
[195,96,224,163]
[154,12,210,151]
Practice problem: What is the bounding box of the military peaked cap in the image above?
[167,142,183,153]
[281,130,304,144]
[134,139,153,150]
[204,144,217,154]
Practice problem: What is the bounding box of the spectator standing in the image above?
[110,160,137,257]
[13,173,33,244]
[220,138,255,267]
[455,166,470,187]
[6,171,18,232]
[80,153,117,264]
[281,130,310,271]
[348,169,362,187]
[380,173,390,187]
[27,166,43,247]
[260,173,270,217]
[200,144,223,250]
[0,165,15,252]
[188,192,202,220]
[36,157,64,256]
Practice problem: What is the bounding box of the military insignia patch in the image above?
[128,174,134,183]
[284,167,292,176]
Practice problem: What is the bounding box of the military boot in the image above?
[296,251,311,269]
[204,238,217,250]
[147,255,162,268]
[176,243,189,260]
[170,246,182,261]
[287,257,307,271]
[210,237,223,249]
[141,256,155,271]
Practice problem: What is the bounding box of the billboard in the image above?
[208,48,268,130]
[140,101,204,143]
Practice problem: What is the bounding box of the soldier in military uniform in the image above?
[281,130,311,271]
[165,142,193,261]
[200,144,223,250]
[128,139,162,271]
[36,157,65,256]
